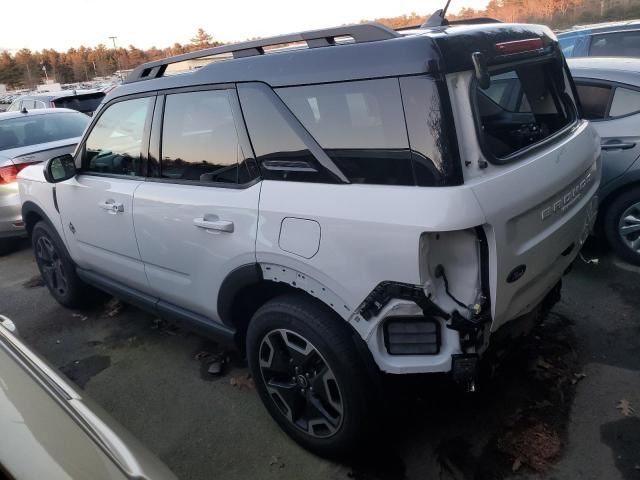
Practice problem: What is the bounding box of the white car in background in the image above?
[0,108,88,254]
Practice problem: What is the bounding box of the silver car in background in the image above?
[568,57,640,264]
[0,108,88,254]
[0,316,177,479]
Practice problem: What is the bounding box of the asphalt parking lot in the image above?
[1,239,639,480]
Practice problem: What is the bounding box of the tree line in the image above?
[2,0,639,89]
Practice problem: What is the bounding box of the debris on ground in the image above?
[230,374,255,390]
[195,348,229,377]
[72,313,89,322]
[511,457,522,472]
[269,456,285,469]
[22,275,44,288]
[497,423,562,472]
[616,399,635,417]
[571,372,586,385]
[103,298,125,318]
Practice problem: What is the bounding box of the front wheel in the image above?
[604,187,640,266]
[246,294,374,457]
[32,221,93,308]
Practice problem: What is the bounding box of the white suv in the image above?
[19,20,600,455]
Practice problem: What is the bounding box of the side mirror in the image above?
[44,154,76,183]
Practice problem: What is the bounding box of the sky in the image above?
[2,0,490,52]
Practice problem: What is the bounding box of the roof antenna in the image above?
[423,0,452,28]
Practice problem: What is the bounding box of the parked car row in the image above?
[5,90,106,116]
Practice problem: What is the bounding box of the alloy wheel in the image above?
[618,201,640,254]
[258,329,344,438]
[36,236,68,297]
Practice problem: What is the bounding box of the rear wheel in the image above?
[604,187,640,266]
[246,294,373,457]
[32,221,93,308]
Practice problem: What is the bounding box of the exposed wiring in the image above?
[579,252,599,265]
[435,265,471,312]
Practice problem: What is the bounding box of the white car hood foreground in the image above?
[0,317,177,480]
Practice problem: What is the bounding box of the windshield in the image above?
[0,112,89,151]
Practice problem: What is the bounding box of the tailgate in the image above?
[470,120,600,330]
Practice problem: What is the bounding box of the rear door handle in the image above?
[601,141,636,151]
[98,199,124,214]
[193,215,234,233]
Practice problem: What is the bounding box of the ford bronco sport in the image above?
[19,16,600,455]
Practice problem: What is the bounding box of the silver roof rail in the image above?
[124,23,400,84]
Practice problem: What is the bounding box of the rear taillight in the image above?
[0,163,37,184]
[495,38,544,55]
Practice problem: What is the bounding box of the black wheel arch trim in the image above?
[217,263,263,328]
[21,201,55,235]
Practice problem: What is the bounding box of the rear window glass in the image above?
[474,62,575,160]
[54,93,105,114]
[0,112,89,151]
[277,79,414,186]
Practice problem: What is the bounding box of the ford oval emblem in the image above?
[507,265,527,283]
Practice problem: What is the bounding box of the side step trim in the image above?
[76,267,236,341]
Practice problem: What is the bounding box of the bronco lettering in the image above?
[541,171,593,221]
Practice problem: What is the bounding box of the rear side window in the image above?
[575,81,640,120]
[160,90,247,184]
[590,31,640,57]
[277,79,414,186]
[575,84,612,120]
[54,93,105,114]
[238,83,336,183]
[610,87,640,117]
[84,97,152,176]
[474,61,575,160]
[0,112,89,151]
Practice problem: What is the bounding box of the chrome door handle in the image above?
[601,141,636,151]
[98,199,124,214]
[193,216,234,233]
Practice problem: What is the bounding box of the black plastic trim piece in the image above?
[382,316,441,356]
[357,281,450,321]
[76,268,236,341]
[21,201,53,234]
[217,263,263,328]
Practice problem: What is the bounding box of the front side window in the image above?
[7,101,21,112]
[277,79,413,185]
[475,61,575,160]
[0,112,89,151]
[84,97,152,176]
[160,90,243,184]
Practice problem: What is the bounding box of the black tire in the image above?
[0,238,20,256]
[31,221,93,308]
[246,293,374,457]
[603,187,640,266]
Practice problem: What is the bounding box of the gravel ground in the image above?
[1,238,638,480]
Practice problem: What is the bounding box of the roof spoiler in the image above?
[124,23,400,84]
